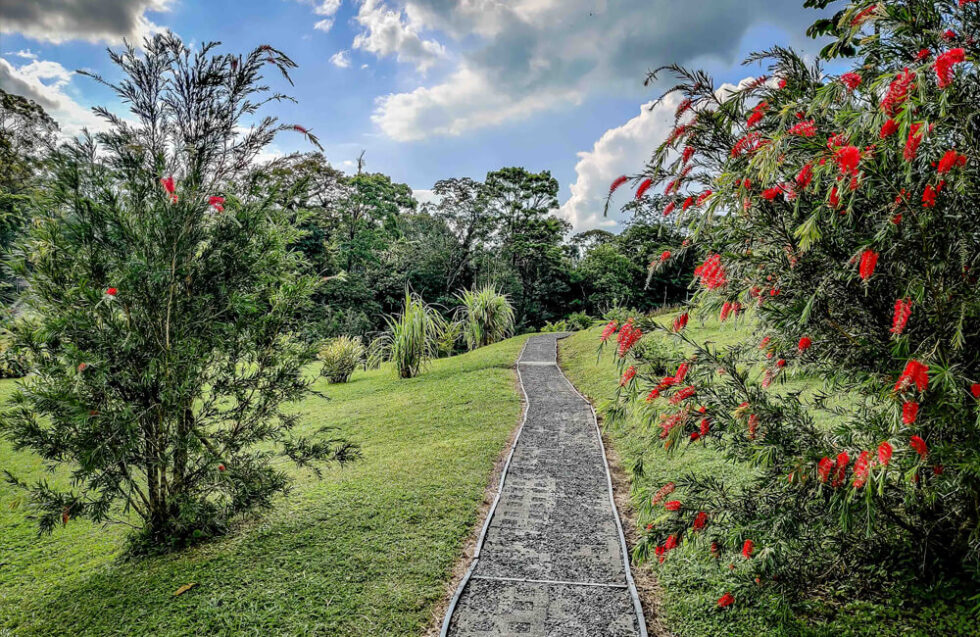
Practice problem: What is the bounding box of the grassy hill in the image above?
[0,335,530,636]
[559,317,975,637]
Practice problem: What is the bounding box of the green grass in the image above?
[0,334,531,636]
[560,317,976,637]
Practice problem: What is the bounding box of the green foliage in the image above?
[370,291,442,378]
[540,320,568,333]
[0,34,357,553]
[318,335,365,383]
[608,0,980,612]
[456,285,516,350]
[564,311,594,331]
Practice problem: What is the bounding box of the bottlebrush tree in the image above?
[603,0,979,607]
[0,34,357,553]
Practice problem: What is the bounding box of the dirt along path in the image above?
[440,333,647,637]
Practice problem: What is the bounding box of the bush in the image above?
[564,311,594,331]
[540,319,568,333]
[456,285,515,350]
[318,336,365,383]
[604,0,980,610]
[0,35,358,553]
[369,291,441,378]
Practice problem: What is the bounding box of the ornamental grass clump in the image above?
[456,285,515,351]
[318,335,365,383]
[602,0,980,611]
[369,292,442,378]
[0,34,357,554]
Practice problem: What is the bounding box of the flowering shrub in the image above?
[605,0,979,608]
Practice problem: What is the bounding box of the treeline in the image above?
[0,87,694,348]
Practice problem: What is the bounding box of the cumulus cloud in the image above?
[353,0,446,72]
[315,18,335,32]
[0,0,171,44]
[0,56,106,135]
[330,50,351,68]
[369,0,815,142]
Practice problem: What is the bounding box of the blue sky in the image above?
[0,0,840,231]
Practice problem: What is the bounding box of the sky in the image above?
[0,0,838,232]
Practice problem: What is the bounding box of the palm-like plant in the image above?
[369,292,441,378]
[456,285,515,351]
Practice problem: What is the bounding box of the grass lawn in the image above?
[0,334,530,636]
[560,317,976,637]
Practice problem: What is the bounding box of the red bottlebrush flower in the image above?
[878,441,894,466]
[971,383,980,399]
[218,464,226,472]
[834,145,862,176]
[651,482,676,505]
[635,178,653,199]
[937,149,967,173]
[292,124,309,134]
[693,511,708,531]
[659,250,671,263]
[670,385,697,405]
[646,389,660,402]
[208,195,225,212]
[852,450,872,488]
[797,336,812,353]
[827,132,849,149]
[609,175,628,194]
[620,366,637,387]
[891,298,912,334]
[882,68,916,116]
[902,401,919,424]
[667,123,690,145]
[891,213,903,225]
[617,323,642,357]
[672,312,689,332]
[895,359,929,392]
[682,196,695,211]
[655,544,666,562]
[858,249,879,280]
[105,287,117,296]
[682,145,695,163]
[731,132,763,156]
[910,435,928,459]
[758,336,771,350]
[699,418,710,437]
[762,186,783,201]
[741,539,755,559]
[851,5,877,25]
[904,123,924,161]
[600,320,618,343]
[697,190,713,206]
[961,0,978,5]
[778,77,787,89]
[942,29,957,42]
[880,119,899,139]
[818,456,834,482]
[747,413,759,439]
[747,101,768,128]
[922,184,938,208]
[694,254,727,290]
[676,99,693,117]
[718,593,734,608]
[776,359,786,368]
[829,186,841,209]
[674,362,689,383]
[841,72,862,91]
[665,500,682,511]
[787,120,817,137]
[915,48,931,61]
[833,451,850,487]
[160,176,176,194]
[665,534,678,550]
[795,163,814,189]
[77,362,88,373]
[662,201,676,217]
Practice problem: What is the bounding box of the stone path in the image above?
[441,333,647,637]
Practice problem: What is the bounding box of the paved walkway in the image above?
[442,333,646,637]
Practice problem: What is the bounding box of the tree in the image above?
[0,34,357,553]
[605,0,979,609]
[428,176,495,292]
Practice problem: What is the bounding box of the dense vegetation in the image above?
[603,0,979,622]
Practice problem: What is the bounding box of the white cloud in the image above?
[369,0,817,142]
[559,95,682,232]
[12,49,38,60]
[353,0,446,72]
[314,18,335,32]
[0,57,106,136]
[412,188,439,206]
[330,50,351,68]
[0,0,172,44]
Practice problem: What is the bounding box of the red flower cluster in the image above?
[834,145,862,176]
[826,132,850,149]
[717,593,734,608]
[829,185,841,209]
[891,298,912,334]
[795,163,814,188]
[841,72,862,91]
[697,190,713,206]
[881,68,915,116]
[208,196,225,212]
[694,254,727,290]
[662,201,676,217]
[670,385,697,405]
[786,120,817,137]
[105,287,117,296]
[160,176,178,203]
[674,362,689,383]
[879,119,899,138]
[818,456,834,482]
[934,48,966,88]
[859,249,879,280]
[762,185,784,201]
[895,359,929,392]
[600,319,618,343]
[910,435,928,459]
[672,312,689,332]
[651,482,676,505]
[620,366,637,387]
[741,539,755,558]
[635,178,653,199]
[659,250,671,263]
[617,321,642,357]
[609,175,628,194]
[852,450,872,488]
[878,441,893,466]
[904,123,924,161]
[682,196,695,211]
[922,183,939,208]
[797,336,812,353]
[971,383,980,399]
[747,101,768,128]
[676,99,693,118]
[731,132,764,157]
[665,500,682,511]
[936,149,967,173]
[902,401,919,425]
[693,511,708,531]
[720,301,742,322]
[682,145,695,163]
[832,451,850,487]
